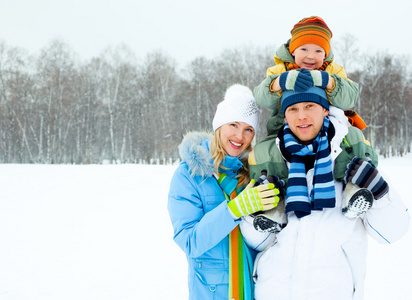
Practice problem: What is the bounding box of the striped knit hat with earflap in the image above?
[289,16,333,57]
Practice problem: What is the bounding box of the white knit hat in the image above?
[212,84,260,132]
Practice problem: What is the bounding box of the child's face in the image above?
[292,44,326,70]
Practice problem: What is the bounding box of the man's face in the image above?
[284,102,329,144]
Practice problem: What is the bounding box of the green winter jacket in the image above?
[254,41,359,135]
[248,121,378,185]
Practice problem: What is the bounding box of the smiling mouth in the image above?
[298,124,311,128]
[303,62,315,67]
[230,140,242,147]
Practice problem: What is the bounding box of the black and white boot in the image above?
[342,182,374,218]
[252,200,287,233]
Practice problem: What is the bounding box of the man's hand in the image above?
[266,175,286,202]
[344,156,389,199]
[253,172,286,201]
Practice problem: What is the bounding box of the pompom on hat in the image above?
[212,84,260,132]
[281,86,330,115]
[289,16,333,57]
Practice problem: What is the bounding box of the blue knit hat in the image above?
[281,86,329,114]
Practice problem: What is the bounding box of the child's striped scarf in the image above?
[283,118,335,218]
[215,172,254,300]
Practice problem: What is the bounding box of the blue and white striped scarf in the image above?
[284,118,335,218]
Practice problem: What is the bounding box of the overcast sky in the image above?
[0,0,410,66]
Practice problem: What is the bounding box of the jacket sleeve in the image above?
[328,75,359,110]
[325,63,359,111]
[168,165,240,258]
[362,169,410,244]
[254,74,281,112]
[248,136,289,183]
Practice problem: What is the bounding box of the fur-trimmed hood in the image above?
[178,131,215,179]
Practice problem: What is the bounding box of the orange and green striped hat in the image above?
[289,16,333,57]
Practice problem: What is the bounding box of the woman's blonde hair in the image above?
[210,127,252,186]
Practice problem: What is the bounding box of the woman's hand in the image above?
[227,182,280,219]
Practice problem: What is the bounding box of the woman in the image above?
[168,84,280,300]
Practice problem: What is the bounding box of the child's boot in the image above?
[342,182,374,218]
[252,200,287,233]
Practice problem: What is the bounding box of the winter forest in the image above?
[0,35,411,164]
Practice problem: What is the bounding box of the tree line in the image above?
[0,38,410,164]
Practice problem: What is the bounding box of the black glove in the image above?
[254,170,268,186]
[344,156,389,199]
[255,172,286,201]
[266,175,286,201]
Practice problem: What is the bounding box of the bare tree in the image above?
[0,39,410,164]
[333,33,360,73]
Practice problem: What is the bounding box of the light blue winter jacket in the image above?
[168,132,244,300]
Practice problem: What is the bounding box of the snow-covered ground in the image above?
[0,155,410,300]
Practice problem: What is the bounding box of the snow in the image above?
[0,156,411,299]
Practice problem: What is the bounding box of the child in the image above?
[254,16,364,135]
[251,16,375,231]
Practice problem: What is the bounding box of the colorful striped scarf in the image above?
[283,118,335,218]
[215,172,254,300]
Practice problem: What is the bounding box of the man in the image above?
[240,87,410,300]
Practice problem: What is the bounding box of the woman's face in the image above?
[219,122,255,157]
